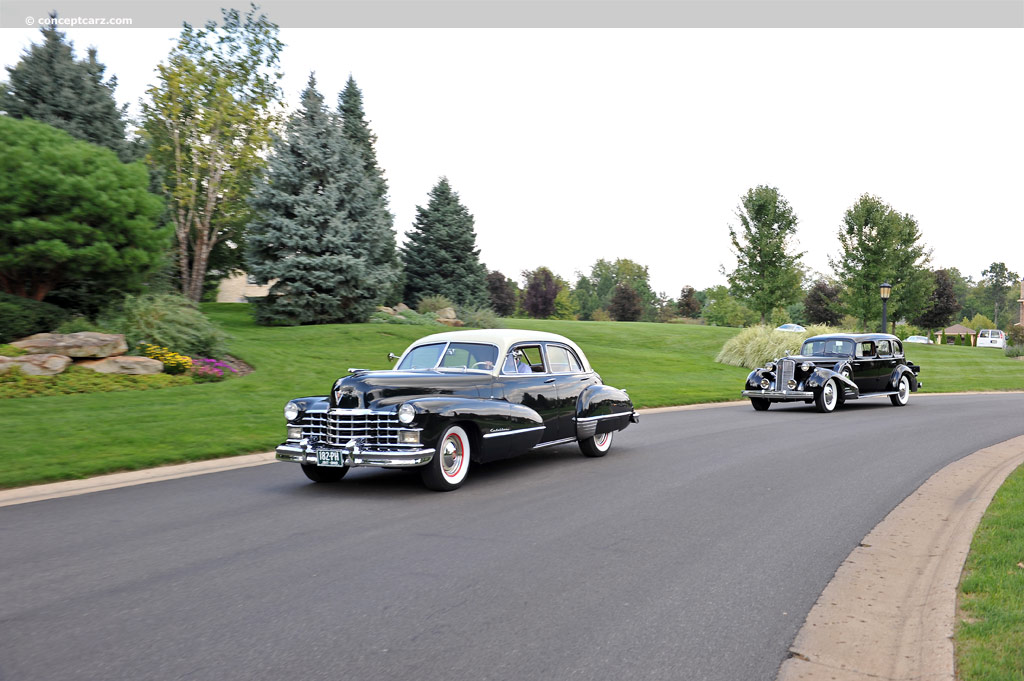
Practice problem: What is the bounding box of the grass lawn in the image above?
[956,463,1024,681]
[2,306,1024,489]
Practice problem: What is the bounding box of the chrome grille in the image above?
[779,359,795,389]
[299,410,406,449]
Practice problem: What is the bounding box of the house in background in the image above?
[216,272,274,303]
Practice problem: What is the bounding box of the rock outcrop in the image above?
[77,356,164,375]
[11,332,128,358]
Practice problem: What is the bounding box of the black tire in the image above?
[301,463,349,483]
[750,398,771,411]
[890,374,911,406]
[814,378,839,413]
[579,430,614,457]
[421,424,471,491]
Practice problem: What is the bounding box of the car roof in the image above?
[803,332,902,343]
[402,328,592,373]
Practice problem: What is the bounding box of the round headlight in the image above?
[800,362,812,372]
[787,379,797,389]
[397,403,416,424]
[765,362,776,372]
[760,377,770,389]
[284,401,300,422]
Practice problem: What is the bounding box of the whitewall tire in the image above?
[421,425,471,491]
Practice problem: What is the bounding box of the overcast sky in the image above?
[2,24,1022,295]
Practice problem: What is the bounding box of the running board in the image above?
[857,391,899,399]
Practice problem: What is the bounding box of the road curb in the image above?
[777,434,1024,681]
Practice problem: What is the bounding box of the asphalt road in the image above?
[3,394,1024,681]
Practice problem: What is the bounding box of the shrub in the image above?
[0,364,191,399]
[104,294,228,357]
[417,294,455,314]
[716,323,839,369]
[1005,345,1024,358]
[369,309,442,326]
[0,292,68,343]
[190,358,238,383]
[458,305,499,329]
[138,343,193,375]
[591,308,612,322]
[1008,325,1024,347]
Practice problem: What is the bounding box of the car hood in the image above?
[779,355,850,367]
[331,370,492,409]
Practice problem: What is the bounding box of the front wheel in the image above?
[579,430,614,457]
[301,464,349,483]
[421,425,471,491]
[890,374,911,406]
[750,398,770,411]
[814,378,839,413]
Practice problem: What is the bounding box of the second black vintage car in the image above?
[276,329,638,491]
[741,333,922,413]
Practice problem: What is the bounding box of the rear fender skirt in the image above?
[576,384,635,438]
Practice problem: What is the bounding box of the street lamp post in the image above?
[880,282,892,333]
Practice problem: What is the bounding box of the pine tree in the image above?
[1,19,133,161]
[402,178,488,306]
[245,75,397,325]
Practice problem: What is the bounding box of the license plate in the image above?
[316,449,346,467]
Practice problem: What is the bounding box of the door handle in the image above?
[544,378,556,384]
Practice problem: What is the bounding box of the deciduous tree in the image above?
[803,279,843,326]
[486,270,519,316]
[724,186,805,323]
[980,262,1019,328]
[522,267,561,318]
[677,285,701,317]
[142,6,284,302]
[608,283,642,321]
[912,269,960,329]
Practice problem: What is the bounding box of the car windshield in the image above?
[397,342,498,371]
[801,338,855,357]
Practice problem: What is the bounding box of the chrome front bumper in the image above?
[276,440,436,468]
[741,389,815,400]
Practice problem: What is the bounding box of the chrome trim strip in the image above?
[275,442,436,468]
[741,389,815,399]
[482,425,546,439]
[575,413,628,423]
[531,437,577,450]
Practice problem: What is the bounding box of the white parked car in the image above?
[904,335,934,344]
[976,329,1007,349]
[776,323,806,333]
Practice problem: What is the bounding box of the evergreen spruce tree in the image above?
[338,75,401,304]
[246,75,397,325]
[2,19,133,161]
[402,178,488,306]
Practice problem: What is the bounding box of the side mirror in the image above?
[387,352,399,362]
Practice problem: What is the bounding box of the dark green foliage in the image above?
[486,270,519,316]
[338,76,389,202]
[0,292,68,343]
[0,117,169,304]
[980,262,1019,329]
[1,20,135,161]
[677,285,701,317]
[725,186,805,323]
[574,259,657,321]
[402,178,488,306]
[246,76,398,325]
[522,267,561,318]
[913,269,960,329]
[804,279,843,326]
[702,285,759,327]
[829,194,933,331]
[608,283,642,321]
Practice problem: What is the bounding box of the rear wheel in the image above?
[814,378,839,413]
[421,425,471,491]
[890,374,911,406]
[750,398,770,411]
[580,431,614,457]
[301,464,349,483]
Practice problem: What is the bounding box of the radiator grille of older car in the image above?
[299,410,408,449]
[779,359,796,389]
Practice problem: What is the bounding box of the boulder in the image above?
[4,354,73,376]
[394,303,411,313]
[376,306,396,315]
[11,332,128,358]
[436,307,457,320]
[438,318,465,327]
[77,356,164,375]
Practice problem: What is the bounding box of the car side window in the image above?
[545,344,583,373]
[877,340,892,357]
[502,345,545,374]
[893,340,903,357]
[856,342,875,358]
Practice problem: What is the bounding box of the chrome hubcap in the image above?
[442,436,463,476]
[824,382,835,407]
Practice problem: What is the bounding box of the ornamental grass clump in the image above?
[138,343,193,375]
[715,324,838,369]
[109,294,228,357]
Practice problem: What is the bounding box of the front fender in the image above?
[576,384,635,440]
[403,396,544,461]
[809,368,859,398]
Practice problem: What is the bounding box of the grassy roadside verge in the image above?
[956,463,1024,680]
[2,306,1024,489]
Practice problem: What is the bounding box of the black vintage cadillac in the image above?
[741,333,922,413]
[276,329,638,491]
